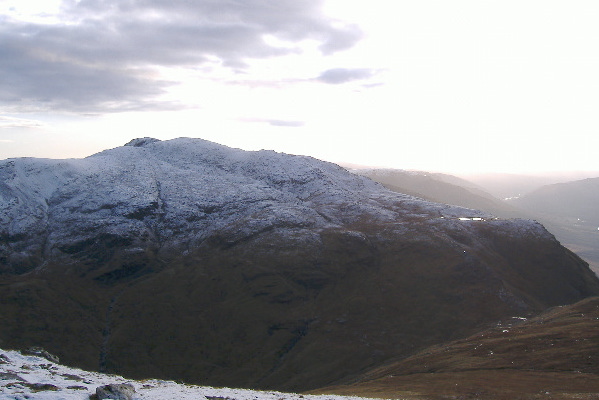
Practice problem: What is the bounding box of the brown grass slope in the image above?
[315,296,599,400]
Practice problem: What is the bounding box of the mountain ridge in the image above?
[1,137,598,391]
[2,137,496,275]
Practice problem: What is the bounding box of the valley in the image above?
[354,168,599,275]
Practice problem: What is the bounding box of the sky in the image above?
[1,0,599,174]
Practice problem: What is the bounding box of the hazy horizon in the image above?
[1,135,599,178]
[2,1,599,174]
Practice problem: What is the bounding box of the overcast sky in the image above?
[1,0,599,173]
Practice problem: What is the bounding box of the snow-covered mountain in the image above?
[1,138,598,391]
[1,137,493,274]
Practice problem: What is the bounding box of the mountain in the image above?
[510,177,599,224]
[0,347,376,400]
[352,169,525,219]
[509,177,599,273]
[355,168,599,275]
[455,171,599,200]
[1,137,598,391]
[316,296,599,400]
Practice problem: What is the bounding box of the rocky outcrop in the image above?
[96,383,138,400]
[22,347,60,364]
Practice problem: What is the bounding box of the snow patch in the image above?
[0,348,381,400]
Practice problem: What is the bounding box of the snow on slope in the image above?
[0,348,384,400]
[0,137,550,273]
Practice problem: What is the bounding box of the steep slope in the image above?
[509,177,599,273]
[1,138,598,392]
[316,296,599,400]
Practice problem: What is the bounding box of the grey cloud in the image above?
[63,0,361,54]
[316,68,378,84]
[0,1,363,113]
[318,26,364,55]
[0,36,177,113]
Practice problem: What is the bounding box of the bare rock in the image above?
[22,346,60,363]
[23,382,59,392]
[96,383,138,400]
[124,137,161,147]
[0,371,25,381]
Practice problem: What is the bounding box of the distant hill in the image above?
[315,296,599,400]
[352,168,525,219]
[354,168,599,275]
[456,171,599,200]
[511,177,599,224]
[509,177,599,274]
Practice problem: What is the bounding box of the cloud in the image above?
[267,120,305,128]
[0,116,43,129]
[238,117,305,128]
[0,1,363,113]
[0,37,178,113]
[316,68,378,84]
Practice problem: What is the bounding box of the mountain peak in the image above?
[124,137,161,147]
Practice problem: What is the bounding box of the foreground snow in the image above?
[0,348,384,400]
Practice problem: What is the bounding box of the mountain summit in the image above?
[1,138,598,391]
[1,136,491,275]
